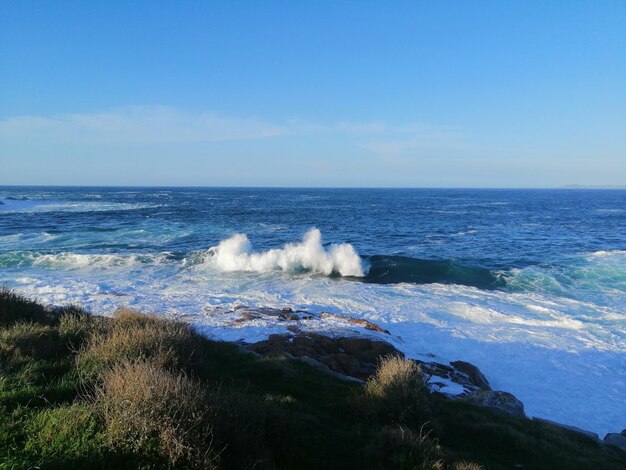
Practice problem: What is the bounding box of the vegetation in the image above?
[1,287,624,469]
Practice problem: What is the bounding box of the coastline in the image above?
[1,289,624,468]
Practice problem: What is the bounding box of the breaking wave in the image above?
[364,255,506,289]
[200,228,364,277]
[504,249,626,299]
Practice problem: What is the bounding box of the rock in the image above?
[320,311,390,334]
[319,353,361,376]
[295,356,363,382]
[420,360,491,395]
[246,333,401,380]
[233,311,261,323]
[603,433,626,451]
[463,390,526,418]
[532,417,600,441]
[450,360,491,391]
[337,337,399,363]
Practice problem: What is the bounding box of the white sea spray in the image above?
[206,228,364,277]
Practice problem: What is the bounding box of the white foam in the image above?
[587,250,626,258]
[0,199,155,213]
[204,228,364,277]
[21,252,172,270]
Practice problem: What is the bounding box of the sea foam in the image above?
[206,228,364,277]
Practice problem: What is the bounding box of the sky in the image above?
[1,1,625,187]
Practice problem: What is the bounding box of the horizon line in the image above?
[1,184,626,191]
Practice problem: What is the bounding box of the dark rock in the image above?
[319,353,361,376]
[337,337,399,363]
[295,356,363,382]
[246,333,401,380]
[420,361,491,395]
[603,433,626,451]
[450,360,491,391]
[463,390,525,418]
[233,311,261,323]
[247,331,508,404]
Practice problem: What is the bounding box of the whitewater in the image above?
[1,187,625,437]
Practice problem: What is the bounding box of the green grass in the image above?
[0,290,624,469]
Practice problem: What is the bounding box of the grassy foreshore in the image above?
[0,288,624,469]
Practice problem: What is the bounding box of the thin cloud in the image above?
[361,131,463,156]
[0,106,287,143]
[0,106,457,153]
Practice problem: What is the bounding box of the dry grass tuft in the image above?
[451,461,484,470]
[58,311,109,351]
[364,356,431,426]
[370,424,445,470]
[76,310,202,381]
[96,360,218,468]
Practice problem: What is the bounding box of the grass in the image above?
[1,289,625,469]
[364,355,431,427]
[96,360,218,468]
[75,308,202,383]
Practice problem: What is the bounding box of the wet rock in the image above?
[227,306,391,335]
[319,312,390,334]
[233,311,261,323]
[450,360,491,391]
[419,360,491,395]
[463,390,526,418]
[603,433,626,451]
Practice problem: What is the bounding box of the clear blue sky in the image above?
[1,1,625,187]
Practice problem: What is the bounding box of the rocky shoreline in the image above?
[222,305,626,452]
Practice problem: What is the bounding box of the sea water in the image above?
[1,187,624,436]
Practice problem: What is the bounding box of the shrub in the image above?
[58,311,109,351]
[95,360,218,468]
[364,356,431,427]
[76,310,202,382]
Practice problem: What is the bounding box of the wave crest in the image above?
[0,251,172,269]
[205,228,364,277]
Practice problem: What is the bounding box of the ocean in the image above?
[1,187,624,436]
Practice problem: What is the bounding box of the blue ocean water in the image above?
[1,187,625,435]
